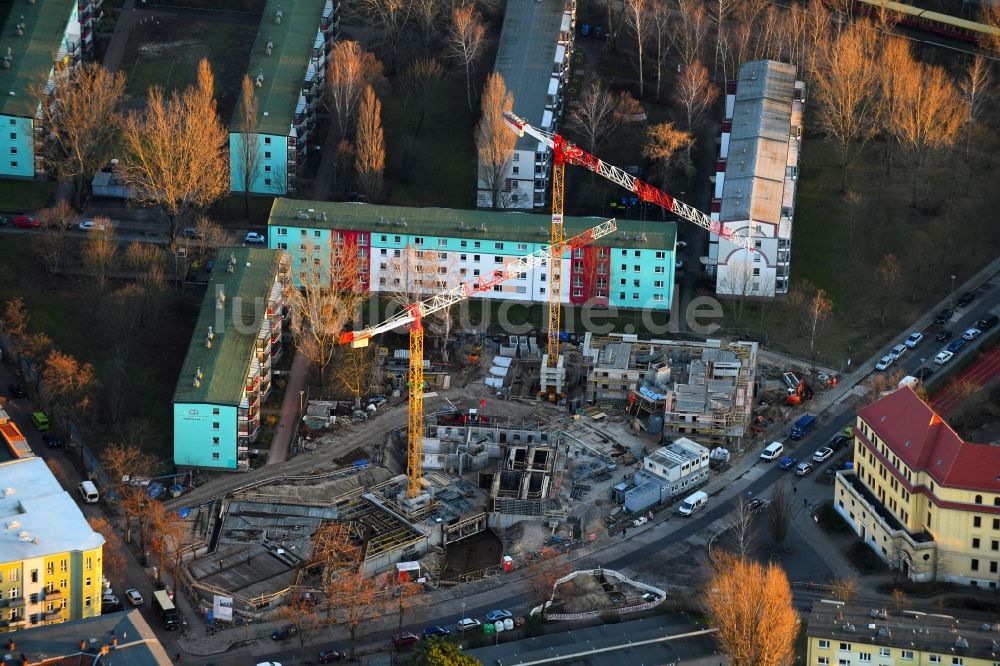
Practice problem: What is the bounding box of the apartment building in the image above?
[478,0,574,209]
[582,334,757,449]
[173,248,287,471]
[807,602,1000,666]
[710,60,804,297]
[835,386,1000,587]
[0,457,105,632]
[229,0,338,196]
[621,438,710,512]
[0,0,97,179]
[267,199,677,311]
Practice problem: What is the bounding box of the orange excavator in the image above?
[786,377,814,406]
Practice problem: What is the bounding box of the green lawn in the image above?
[121,15,257,119]
[0,179,57,213]
[380,74,478,209]
[0,237,200,460]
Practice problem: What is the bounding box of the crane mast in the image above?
[340,219,618,501]
[503,111,757,255]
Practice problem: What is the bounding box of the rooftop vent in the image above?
[457,221,468,230]
[5,521,19,530]
[314,212,326,221]
[2,48,12,69]
[538,226,546,235]
[17,531,31,542]
[479,223,487,232]
[955,637,969,649]
[275,5,284,24]
[255,66,264,88]
[15,16,26,36]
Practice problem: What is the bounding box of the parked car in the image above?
[244,232,266,244]
[391,632,420,649]
[904,332,924,348]
[956,291,976,307]
[794,462,813,476]
[102,593,119,606]
[875,355,894,371]
[746,498,766,513]
[829,434,851,451]
[934,309,955,324]
[182,227,203,239]
[913,367,934,380]
[778,456,797,470]
[485,610,513,623]
[12,215,40,229]
[422,626,451,638]
[676,240,688,249]
[946,339,967,353]
[592,25,604,38]
[813,447,833,463]
[934,350,954,365]
[271,624,298,641]
[456,618,482,633]
[962,327,981,341]
[78,219,106,232]
[8,383,26,398]
[935,329,954,342]
[42,433,63,449]
[317,649,346,663]
[888,344,907,360]
[125,589,143,606]
[977,314,998,332]
[675,260,685,269]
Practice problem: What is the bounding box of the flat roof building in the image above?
[710,60,804,297]
[0,457,104,631]
[267,199,678,311]
[479,0,575,209]
[835,386,1000,587]
[173,248,287,471]
[229,0,338,196]
[0,0,96,179]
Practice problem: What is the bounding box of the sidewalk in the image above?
[266,349,309,465]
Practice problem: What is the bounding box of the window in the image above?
[30,570,38,584]
[654,266,664,273]
[655,251,665,259]
[634,265,640,272]
[8,132,15,140]
[879,648,890,657]
[460,240,468,248]
[976,495,983,504]
[264,151,271,159]
[654,280,664,288]
[264,136,271,145]
[973,538,981,548]
[901,650,914,660]
[9,147,16,155]
[379,249,387,256]
[572,289,583,297]
[839,643,851,651]
[993,540,999,551]
[212,408,221,415]
[212,437,220,446]
[653,294,664,302]
[972,558,979,571]
[438,252,447,260]
[512,166,519,174]
[474,254,481,262]
[473,269,480,277]
[212,452,220,460]
[474,242,481,248]
[994,518,999,529]
[753,268,760,276]
[975,517,982,528]
[991,561,998,573]
[953,658,964,665]
[518,243,528,251]
[858,653,871,662]
[632,293,639,300]
[212,422,220,430]
[494,256,503,263]
[818,640,830,649]
[394,249,401,257]
[414,237,424,245]
[621,264,627,270]
[929,657,941,665]
[264,165,271,172]
[60,559,67,574]
[633,280,640,287]
[10,161,17,168]
[619,292,625,299]
[438,238,447,247]
[817,659,829,666]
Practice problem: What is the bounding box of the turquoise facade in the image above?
[606,247,676,310]
[0,116,35,178]
[229,132,289,195]
[172,403,239,470]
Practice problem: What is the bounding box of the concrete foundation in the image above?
[539,353,566,396]
[396,491,433,515]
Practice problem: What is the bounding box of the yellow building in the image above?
[807,602,1000,666]
[834,386,1000,587]
[0,457,104,631]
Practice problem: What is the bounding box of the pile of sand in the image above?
[557,574,610,614]
[503,520,550,559]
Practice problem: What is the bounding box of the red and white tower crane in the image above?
[340,219,618,504]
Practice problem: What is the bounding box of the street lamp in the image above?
[949,273,957,305]
[299,390,304,415]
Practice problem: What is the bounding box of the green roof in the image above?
[493,0,567,152]
[233,0,327,136]
[0,0,73,117]
[173,248,282,405]
[268,199,675,249]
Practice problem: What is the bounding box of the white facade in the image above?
[642,438,710,483]
[710,61,804,298]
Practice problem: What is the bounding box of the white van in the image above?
[78,480,99,504]
[678,490,708,516]
[760,442,784,461]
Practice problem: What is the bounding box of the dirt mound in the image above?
[503,520,549,559]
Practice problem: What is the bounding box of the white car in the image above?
[244,232,266,244]
[875,355,894,371]
[456,618,482,633]
[78,219,106,231]
[962,328,981,341]
[904,332,923,348]
[101,593,119,606]
[794,462,813,476]
[812,447,833,463]
[889,344,907,360]
[934,350,954,365]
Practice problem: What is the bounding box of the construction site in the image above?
[173,104,840,617]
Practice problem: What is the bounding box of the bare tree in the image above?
[352,0,413,67]
[412,0,444,47]
[706,0,739,79]
[891,62,962,207]
[674,0,710,67]
[448,4,486,112]
[476,72,517,210]
[235,75,262,213]
[568,79,620,155]
[326,41,386,142]
[674,61,719,132]
[80,221,117,294]
[704,558,798,666]
[642,122,695,191]
[831,577,859,603]
[981,4,1000,55]
[88,516,127,576]
[728,494,757,560]
[874,253,902,328]
[802,0,833,83]
[117,59,228,246]
[804,287,833,368]
[877,36,911,174]
[766,480,791,550]
[958,56,991,161]
[719,259,758,332]
[284,244,366,385]
[190,215,236,265]
[330,346,378,407]
[812,20,882,192]
[623,0,650,97]
[647,0,675,101]
[401,58,443,138]
[34,202,74,274]
[355,86,385,202]
[33,63,126,208]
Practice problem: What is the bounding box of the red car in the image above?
[12,215,39,229]
[391,632,420,649]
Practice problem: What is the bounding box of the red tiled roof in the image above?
[858,386,1000,493]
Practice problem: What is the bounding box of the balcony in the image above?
[837,470,935,548]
